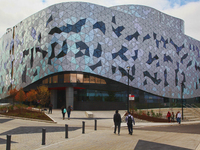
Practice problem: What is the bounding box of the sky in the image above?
[0,0,200,41]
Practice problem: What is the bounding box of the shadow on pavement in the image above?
[134,123,200,134]
[135,140,191,150]
[0,118,13,124]
[70,118,112,120]
[0,126,81,135]
[0,138,17,145]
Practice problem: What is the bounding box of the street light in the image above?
[181,82,184,120]
[127,66,130,112]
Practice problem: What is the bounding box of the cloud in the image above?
[0,0,200,41]
[113,0,171,10]
[163,1,200,41]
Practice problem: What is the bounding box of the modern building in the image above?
[0,2,200,110]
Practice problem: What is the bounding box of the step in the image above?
[187,118,200,121]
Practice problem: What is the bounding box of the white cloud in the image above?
[163,1,200,41]
[0,0,200,41]
[113,0,171,10]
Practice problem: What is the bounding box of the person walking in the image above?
[48,102,53,114]
[67,105,72,120]
[171,112,175,122]
[61,106,66,120]
[167,111,171,122]
[113,110,121,135]
[177,111,181,124]
[125,112,135,135]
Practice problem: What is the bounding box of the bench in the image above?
[85,111,93,118]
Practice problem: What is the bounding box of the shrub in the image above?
[134,107,137,112]
[138,109,142,115]
[151,110,156,117]
[0,106,7,112]
[8,105,14,111]
[142,111,147,116]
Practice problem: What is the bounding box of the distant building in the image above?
[0,2,200,110]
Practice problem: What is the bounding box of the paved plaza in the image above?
[0,110,200,150]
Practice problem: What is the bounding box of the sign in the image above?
[129,94,135,100]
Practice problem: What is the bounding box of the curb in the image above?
[0,114,57,124]
[45,113,57,123]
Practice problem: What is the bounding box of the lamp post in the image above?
[127,66,130,112]
[181,82,184,120]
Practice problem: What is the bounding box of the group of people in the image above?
[167,111,182,124]
[113,110,135,135]
[48,102,73,120]
[61,105,73,120]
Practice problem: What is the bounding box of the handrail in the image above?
[191,104,200,116]
[184,104,200,118]
[191,104,199,109]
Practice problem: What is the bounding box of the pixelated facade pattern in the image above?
[0,2,200,99]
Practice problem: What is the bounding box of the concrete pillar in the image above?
[50,90,57,109]
[66,87,74,108]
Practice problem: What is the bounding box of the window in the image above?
[90,76,95,83]
[43,78,48,84]
[53,75,58,83]
[96,77,101,84]
[101,79,106,84]
[44,73,106,84]
[83,74,90,83]
[58,74,64,83]
[49,77,52,84]
[77,74,83,83]
[64,74,70,83]
[70,74,77,83]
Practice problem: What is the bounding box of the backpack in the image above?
[63,108,66,113]
[128,116,132,124]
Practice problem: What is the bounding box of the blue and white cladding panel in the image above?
[0,2,200,99]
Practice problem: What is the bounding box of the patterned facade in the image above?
[0,2,200,101]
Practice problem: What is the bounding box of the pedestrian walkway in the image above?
[46,109,200,128]
[0,109,200,150]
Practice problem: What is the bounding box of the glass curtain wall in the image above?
[74,89,127,102]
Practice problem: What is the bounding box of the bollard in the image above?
[94,119,97,131]
[65,124,68,138]
[6,134,11,150]
[82,121,85,134]
[42,128,46,145]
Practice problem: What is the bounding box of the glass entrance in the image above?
[57,90,66,108]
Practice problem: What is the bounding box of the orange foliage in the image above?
[15,88,26,102]
[8,87,18,97]
[37,85,50,106]
[26,89,37,103]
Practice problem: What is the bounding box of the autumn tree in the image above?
[15,88,26,104]
[26,89,37,106]
[36,85,50,108]
[8,87,18,106]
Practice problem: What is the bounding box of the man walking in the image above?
[48,102,53,114]
[125,112,135,135]
[113,110,121,135]
[177,111,181,124]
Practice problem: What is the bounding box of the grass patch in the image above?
[0,108,53,122]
